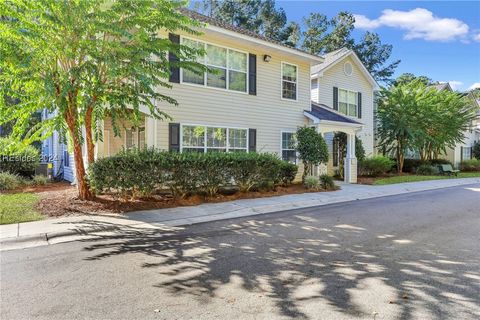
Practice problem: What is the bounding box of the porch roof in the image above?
[305,102,363,126]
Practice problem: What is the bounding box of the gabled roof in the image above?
[180,8,323,63]
[304,102,363,126]
[427,83,453,92]
[310,48,379,90]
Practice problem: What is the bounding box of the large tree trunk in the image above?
[65,107,93,200]
[85,105,95,165]
[396,140,404,173]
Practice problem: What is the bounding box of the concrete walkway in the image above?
[1,177,479,250]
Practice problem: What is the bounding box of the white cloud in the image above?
[474,33,480,42]
[468,83,480,90]
[354,8,469,42]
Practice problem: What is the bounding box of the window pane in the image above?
[125,129,134,149]
[182,38,204,63]
[183,148,204,153]
[282,132,295,149]
[348,104,357,117]
[229,50,247,72]
[183,125,205,147]
[206,44,226,67]
[282,81,297,100]
[207,67,226,89]
[138,127,145,149]
[183,69,204,85]
[229,70,247,92]
[339,89,347,103]
[348,91,357,104]
[282,64,297,81]
[282,150,296,163]
[207,127,226,148]
[229,129,247,149]
[339,102,348,115]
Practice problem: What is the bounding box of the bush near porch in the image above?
[88,149,299,199]
[459,159,480,172]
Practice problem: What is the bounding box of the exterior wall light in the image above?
[263,54,272,62]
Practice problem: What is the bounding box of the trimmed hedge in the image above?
[415,164,438,175]
[402,158,452,173]
[359,156,395,177]
[0,138,40,176]
[88,149,298,198]
[459,159,480,172]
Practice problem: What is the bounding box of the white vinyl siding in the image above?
[181,37,248,93]
[315,55,375,157]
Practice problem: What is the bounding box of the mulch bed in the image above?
[9,182,331,218]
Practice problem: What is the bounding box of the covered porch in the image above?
[305,102,363,183]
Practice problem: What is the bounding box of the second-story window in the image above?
[338,89,358,117]
[181,37,247,93]
[282,62,297,100]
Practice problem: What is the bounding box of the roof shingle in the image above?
[306,102,362,125]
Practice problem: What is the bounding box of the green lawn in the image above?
[0,193,43,225]
[373,172,480,185]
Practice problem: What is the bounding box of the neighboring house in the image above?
[309,48,379,181]
[41,9,378,184]
[427,83,480,166]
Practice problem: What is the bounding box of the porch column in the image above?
[146,117,155,149]
[344,133,357,183]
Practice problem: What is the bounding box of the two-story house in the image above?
[42,9,377,185]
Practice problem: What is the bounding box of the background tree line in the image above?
[194,0,400,82]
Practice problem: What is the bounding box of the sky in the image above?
[276,0,480,91]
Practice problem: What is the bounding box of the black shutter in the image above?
[168,33,180,83]
[169,123,180,152]
[460,146,463,162]
[248,54,257,95]
[333,87,338,111]
[357,92,362,119]
[248,129,256,152]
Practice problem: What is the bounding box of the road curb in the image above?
[1,179,479,250]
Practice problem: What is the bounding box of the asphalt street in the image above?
[1,184,480,320]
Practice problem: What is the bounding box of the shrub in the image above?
[359,156,395,177]
[459,159,480,172]
[473,141,480,160]
[415,164,438,176]
[32,175,49,185]
[296,127,328,180]
[304,176,319,190]
[319,174,335,190]
[278,162,298,186]
[0,137,40,176]
[88,150,289,199]
[0,171,21,190]
[402,159,424,173]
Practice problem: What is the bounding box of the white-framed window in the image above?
[281,62,298,100]
[181,37,248,93]
[462,146,472,160]
[338,89,358,117]
[125,126,146,150]
[181,125,248,153]
[281,131,296,163]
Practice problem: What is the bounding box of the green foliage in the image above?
[304,176,319,190]
[415,164,438,176]
[88,150,291,199]
[0,138,40,175]
[332,133,366,178]
[278,162,298,186]
[1,0,207,198]
[359,156,395,177]
[319,174,336,190]
[296,127,328,180]
[393,73,431,86]
[376,79,475,172]
[0,171,21,191]
[459,159,480,172]
[401,158,452,173]
[32,175,49,186]
[473,141,480,160]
